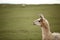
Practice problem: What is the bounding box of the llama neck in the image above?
[41,25,51,34]
[41,25,52,40]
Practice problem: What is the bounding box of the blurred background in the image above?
[0,4,60,40]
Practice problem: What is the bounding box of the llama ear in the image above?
[40,14,44,19]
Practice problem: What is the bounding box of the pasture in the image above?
[0,4,60,40]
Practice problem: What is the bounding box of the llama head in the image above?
[33,14,49,27]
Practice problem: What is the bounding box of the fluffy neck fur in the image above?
[41,21,52,40]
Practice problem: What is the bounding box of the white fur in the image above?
[33,18,41,25]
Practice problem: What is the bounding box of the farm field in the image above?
[0,4,60,40]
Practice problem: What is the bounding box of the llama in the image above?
[33,14,60,40]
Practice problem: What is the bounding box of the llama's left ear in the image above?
[40,14,44,19]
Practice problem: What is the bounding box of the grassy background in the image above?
[0,4,60,40]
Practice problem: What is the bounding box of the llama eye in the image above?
[38,20,40,22]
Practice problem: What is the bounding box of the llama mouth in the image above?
[33,22,36,25]
[33,23,36,25]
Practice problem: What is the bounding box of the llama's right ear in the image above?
[40,14,44,19]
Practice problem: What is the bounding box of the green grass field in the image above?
[0,4,60,40]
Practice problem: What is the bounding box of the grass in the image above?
[0,4,60,40]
